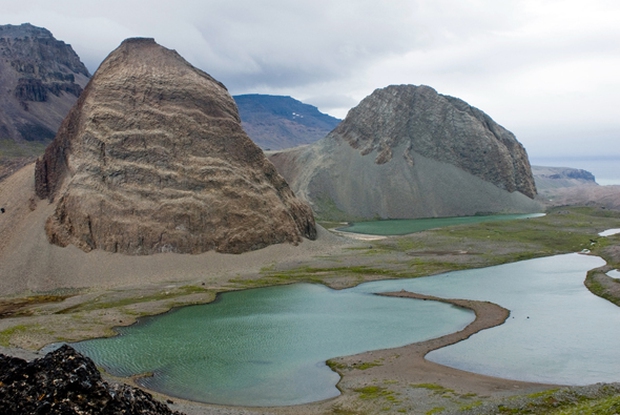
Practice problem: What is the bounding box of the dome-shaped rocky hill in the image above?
[269,84,541,220]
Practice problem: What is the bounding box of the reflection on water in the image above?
[353,253,614,385]
[338,213,545,236]
[73,253,619,406]
[599,228,620,237]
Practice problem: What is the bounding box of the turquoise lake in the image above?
[72,283,474,406]
[71,252,620,406]
[337,213,544,235]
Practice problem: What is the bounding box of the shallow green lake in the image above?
[70,253,620,407]
[337,213,545,235]
[72,284,473,406]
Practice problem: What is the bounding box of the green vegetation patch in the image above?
[585,270,620,307]
[548,394,620,415]
[327,358,385,374]
[0,324,49,347]
[0,295,72,318]
[411,383,455,397]
[56,285,214,314]
[231,265,411,288]
[354,385,395,401]
[0,138,48,158]
[478,385,620,415]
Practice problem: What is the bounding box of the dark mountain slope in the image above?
[233,94,340,150]
[0,23,90,180]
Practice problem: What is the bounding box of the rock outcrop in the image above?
[0,23,90,143]
[233,94,341,150]
[532,165,597,191]
[0,345,184,415]
[35,38,316,255]
[269,85,541,220]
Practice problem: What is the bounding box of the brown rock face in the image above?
[35,38,316,255]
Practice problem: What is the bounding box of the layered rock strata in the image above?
[35,38,316,254]
[0,23,90,143]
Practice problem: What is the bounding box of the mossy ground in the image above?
[231,207,620,292]
[2,206,620,414]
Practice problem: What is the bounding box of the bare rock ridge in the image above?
[0,23,90,143]
[35,38,316,255]
[532,165,597,191]
[269,84,541,220]
[233,94,341,150]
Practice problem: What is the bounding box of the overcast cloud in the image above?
[3,0,619,162]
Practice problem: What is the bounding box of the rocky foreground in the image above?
[0,345,184,415]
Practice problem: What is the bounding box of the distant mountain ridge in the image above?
[532,165,597,191]
[0,23,89,142]
[0,23,90,181]
[233,94,340,150]
[270,85,541,220]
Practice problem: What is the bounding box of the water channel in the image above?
[336,213,545,236]
[71,252,620,406]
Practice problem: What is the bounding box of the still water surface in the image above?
[73,283,473,406]
[352,253,614,385]
[73,253,619,406]
[338,213,544,235]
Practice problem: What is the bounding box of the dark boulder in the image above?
[0,345,184,415]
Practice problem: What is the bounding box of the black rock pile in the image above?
[0,344,184,415]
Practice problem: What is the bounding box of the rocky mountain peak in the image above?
[269,84,541,221]
[35,38,316,255]
[0,23,90,147]
[333,84,536,198]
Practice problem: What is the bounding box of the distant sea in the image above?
[531,156,620,186]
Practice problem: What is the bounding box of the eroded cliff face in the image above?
[0,23,90,143]
[35,38,316,255]
[334,85,536,199]
[269,85,541,221]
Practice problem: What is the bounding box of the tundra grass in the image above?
[0,324,50,347]
[56,285,214,314]
[229,207,620,293]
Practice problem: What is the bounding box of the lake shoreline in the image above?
[151,290,557,415]
[0,286,561,415]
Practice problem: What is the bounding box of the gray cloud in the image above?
[3,0,620,161]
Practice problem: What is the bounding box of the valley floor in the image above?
[2,163,620,414]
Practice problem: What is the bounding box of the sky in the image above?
[3,0,619,170]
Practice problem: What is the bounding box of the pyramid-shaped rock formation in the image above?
[35,38,316,255]
[269,85,541,220]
